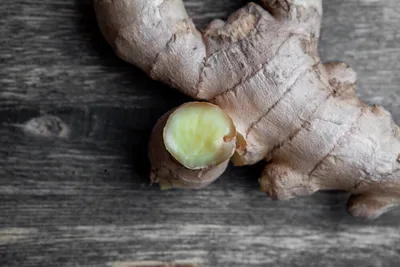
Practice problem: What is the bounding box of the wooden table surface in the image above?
[1,0,400,266]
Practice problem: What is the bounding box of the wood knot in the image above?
[23,115,69,138]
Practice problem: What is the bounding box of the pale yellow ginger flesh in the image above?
[163,102,236,170]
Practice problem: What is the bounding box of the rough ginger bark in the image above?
[94,0,400,219]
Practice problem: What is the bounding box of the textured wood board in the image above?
[0,0,399,266]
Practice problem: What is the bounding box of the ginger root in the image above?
[94,0,400,219]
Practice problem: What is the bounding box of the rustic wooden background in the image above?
[1,0,400,266]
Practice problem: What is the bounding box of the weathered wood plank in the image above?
[1,0,400,267]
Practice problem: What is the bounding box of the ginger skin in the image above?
[94,0,400,219]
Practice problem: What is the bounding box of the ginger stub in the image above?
[149,102,236,190]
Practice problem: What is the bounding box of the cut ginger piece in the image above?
[148,102,236,189]
[163,102,236,170]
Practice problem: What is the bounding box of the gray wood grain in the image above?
[0,0,399,266]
